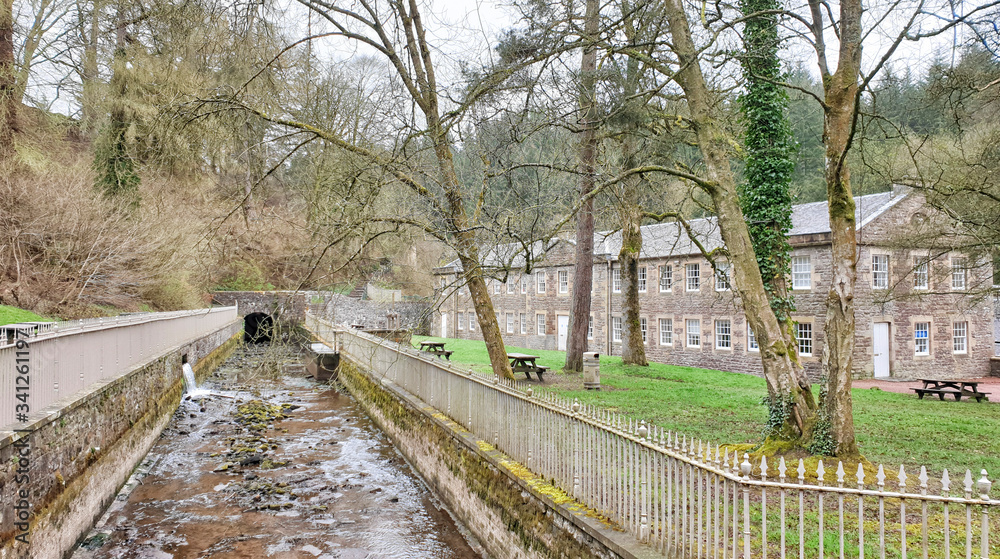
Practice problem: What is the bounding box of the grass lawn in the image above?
[413,335,1000,479]
[0,304,51,326]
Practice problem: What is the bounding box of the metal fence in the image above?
[306,313,998,559]
[0,306,239,430]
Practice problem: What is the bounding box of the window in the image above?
[640,317,648,343]
[638,267,647,292]
[612,268,622,293]
[951,258,966,290]
[612,317,623,342]
[715,319,731,349]
[506,277,515,294]
[951,321,968,354]
[536,271,546,293]
[792,256,811,289]
[659,318,673,345]
[493,280,501,294]
[457,312,464,330]
[747,324,759,352]
[519,313,527,334]
[796,323,813,356]
[520,275,528,294]
[536,314,545,336]
[872,254,889,289]
[558,270,569,293]
[686,319,701,347]
[659,265,672,292]
[588,315,594,339]
[715,263,731,291]
[686,263,701,291]
[914,322,929,355]
[506,313,514,333]
[468,312,475,331]
[913,257,929,290]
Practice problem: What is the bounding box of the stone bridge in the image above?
[211,291,431,339]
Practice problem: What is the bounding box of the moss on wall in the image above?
[338,360,649,559]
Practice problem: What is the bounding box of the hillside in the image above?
[0,108,442,320]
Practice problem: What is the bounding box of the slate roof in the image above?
[437,190,907,271]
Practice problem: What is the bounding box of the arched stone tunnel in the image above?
[244,312,274,343]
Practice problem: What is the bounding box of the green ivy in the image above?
[807,381,837,456]
[738,0,795,320]
[760,394,794,440]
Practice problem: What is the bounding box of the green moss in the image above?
[338,359,616,558]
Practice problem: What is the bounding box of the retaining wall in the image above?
[338,359,656,559]
[0,320,241,559]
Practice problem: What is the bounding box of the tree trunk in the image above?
[427,109,514,381]
[564,0,600,373]
[618,178,647,365]
[80,0,101,137]
[815,0,861,456]
[95,6,140,203]
[0,0,16,157]
[243,120,261,222]
[663,0,817,439]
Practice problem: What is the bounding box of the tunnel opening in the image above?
[244,313,274,343]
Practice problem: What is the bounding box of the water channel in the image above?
[72,344,485,559]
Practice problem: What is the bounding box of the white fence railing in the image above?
[0,306,239,430]
[306,313,997,559]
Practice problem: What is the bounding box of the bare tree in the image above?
[217,0,530,379]
[659,0,819,441]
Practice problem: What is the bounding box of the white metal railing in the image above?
[0,306,239,430]
[306,312,997,559]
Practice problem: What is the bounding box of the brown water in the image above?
[72,345,485,559]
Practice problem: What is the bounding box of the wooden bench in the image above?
[419,341,452,360]
[912,381,990,403]
[508,353,546,382]
[527,365,549,382]
[912,388,963,401]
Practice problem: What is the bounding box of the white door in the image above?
[557,315,570,351]
[441,313,448,338]
[873,322,890,378]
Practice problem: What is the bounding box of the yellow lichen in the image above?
[477,441,495,452]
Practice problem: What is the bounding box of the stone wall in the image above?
[212,291,431,335]
[0,321,241,559]
[338,358,657,559]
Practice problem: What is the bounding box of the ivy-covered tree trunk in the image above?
[618,176,647,365]
[663,0,817,441]
[811,0,861,457]
[0,0,16,157]
[738,0,802,439]
[564,0,600,373]
[80,0,103,137]
[94,6,140,205]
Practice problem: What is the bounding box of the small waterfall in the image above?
[182,363,198,393]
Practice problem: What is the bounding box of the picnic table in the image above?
[419,341,453,360]
[911,379,990,402]
[508,352,548,381]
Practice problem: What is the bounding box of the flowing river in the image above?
[72,344,485,559]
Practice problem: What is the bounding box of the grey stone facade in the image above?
[433,189,996,380]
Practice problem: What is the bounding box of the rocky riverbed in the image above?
[72,344,485,559]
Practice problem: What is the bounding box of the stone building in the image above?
[432,188,997,380]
